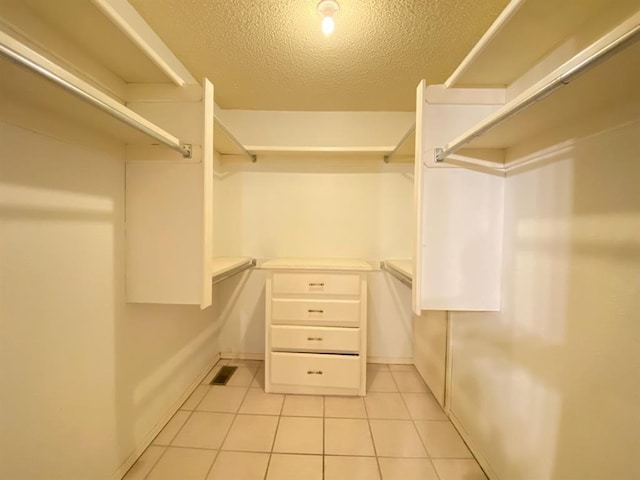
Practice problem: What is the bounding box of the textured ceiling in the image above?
[128,0,509,111]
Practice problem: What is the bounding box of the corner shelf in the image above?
[211,257,256,285]
[381,260,412,287]
[384,123,415,163]
[214,117,257,162]
[436,16,640,163]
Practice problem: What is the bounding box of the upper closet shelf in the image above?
[445,0,639,88]
[0,29,192,158]
[436,17,640,163]
[384,123,415,163]
[242,146,401,160]
[261,258,373,271]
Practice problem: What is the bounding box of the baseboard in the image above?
[219,353,413,366]
[449,410,500,480]
[219,352,265,361]
[111,352,221,480]
[367,356,413,365]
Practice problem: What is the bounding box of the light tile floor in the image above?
[124,360,487,480]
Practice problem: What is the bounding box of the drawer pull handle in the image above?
[307,337,323,341]
[308,309,324,314]
[308,283,325,287]
[306,370,323,375]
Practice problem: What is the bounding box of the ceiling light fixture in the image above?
[317,0,339,36]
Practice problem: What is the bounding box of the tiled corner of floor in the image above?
[123,360,488,480]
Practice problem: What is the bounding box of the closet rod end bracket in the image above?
[434,148,445,163]
[182,144,193,159]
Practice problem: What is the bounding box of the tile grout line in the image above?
[393,368,444,480]
[141,359,222,480]
[193,359,230,480]
[362,384,384,480]
[322,395,326,480]
[138,445,167,480]
[263,385,286,480]
[203,359,256,480]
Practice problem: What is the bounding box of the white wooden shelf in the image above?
[0,0,185,86]
[384,124,415,163]
[437,17,640,163]
[211,257,255,285]
[244,146,399,159]
[381,260,412,287]
[445,0,640,88]
[0,28,191,157]
[261,258,373,272]
[214,117,257,162]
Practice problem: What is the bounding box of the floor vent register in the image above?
[210,366,237,385]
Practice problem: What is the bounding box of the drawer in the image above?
[271,299,360,327]
[272,272,360,296]
[271,325,360,353]
[270,352,360,389]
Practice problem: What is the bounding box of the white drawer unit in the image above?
[263,258,371,396]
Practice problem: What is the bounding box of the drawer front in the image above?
[270,352,360,389]
[272,273,360,296]
[271,325,360,353]
[271,299,360,327]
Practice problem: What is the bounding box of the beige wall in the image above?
[0,116,219,479]
[448,122,640,479]
[210,158,415,361]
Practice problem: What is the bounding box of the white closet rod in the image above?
[212,259,256,285]
[435,23,640,163]
[384,123,416,163]
[214,116,257,163]
[0,31,192,158]
[380,261,412,288]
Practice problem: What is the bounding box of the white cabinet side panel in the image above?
[422,167,504,310]
[126,162,203,304]
[416,88,505,311]
[413,310,448,406]
[412,81,426,315]
[201,79,214,308]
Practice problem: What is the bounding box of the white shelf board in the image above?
[0,30,190,156]
[3,0,172,84]
[261,258,373,272]
[384,124,415,163]
[384,260,412,280]
[446,0,640,88]
[211,257,254,280]
[382,259,412,287]
[246,146,396,157]
[214,117,256,162]
[438,20,640,159]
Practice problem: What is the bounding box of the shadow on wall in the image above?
[212,269,267,356]
[449,121,640,480]
[367,271,413,360]
[0,119,220,479]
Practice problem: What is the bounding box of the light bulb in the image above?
[322,15,335,35]
[317,0,339,36]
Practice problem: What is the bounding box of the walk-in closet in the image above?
[1,1,638,479]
